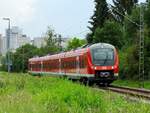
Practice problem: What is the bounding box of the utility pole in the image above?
[58,34,62,51]
[139,4,145,88]
[3,18,11,73]
[108,3,145,88]
[22,47,24,72]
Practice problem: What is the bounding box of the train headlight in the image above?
[112,66,114,69]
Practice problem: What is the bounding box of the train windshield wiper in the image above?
[103,53,108,65]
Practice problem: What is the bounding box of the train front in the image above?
[88,43,119,84]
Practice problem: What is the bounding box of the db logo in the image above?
[102,66,107,70]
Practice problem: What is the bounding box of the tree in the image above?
[0,54,7,71]
[123,5,140,45]
[145,1,150,29]
[67,37,86,50]
[87,0,110,43]
[120,45,139,80]
[8,44,39,72]
[93,21,124,49]
[119,3,150,80]
[144,2,150,79]
[0,54,2,65]
[1,26,64,72]
[39,26,61,56]
[112,0,138,23]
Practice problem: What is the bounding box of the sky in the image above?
[0,0,146,39]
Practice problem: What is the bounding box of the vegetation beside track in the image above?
[113,80,150,90]
[0,72,150,113]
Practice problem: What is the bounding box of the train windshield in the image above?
[91,48,114,66]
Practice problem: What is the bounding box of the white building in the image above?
[0,35,6,65]
[18,35,31,47]
[60,38,70,48]
[0,35,7,55]
[0,26,31,55]
[7,26,21,52]
[0,34,2,55]
[0,35,2,65]
[32,37,46,48]
[32,36,70,49]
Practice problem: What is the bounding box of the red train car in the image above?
[28,43,119,85]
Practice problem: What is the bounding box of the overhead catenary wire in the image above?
[109,3,145,88]
[108,4,141,27]
[71,30,89,37]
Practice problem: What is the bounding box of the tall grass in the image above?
[0,72,150,113]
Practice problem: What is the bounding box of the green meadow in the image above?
[0,72,150,113]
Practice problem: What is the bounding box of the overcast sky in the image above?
[0,0,146,39]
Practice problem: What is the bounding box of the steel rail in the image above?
[106,85,150,100]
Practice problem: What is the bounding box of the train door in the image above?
[41,61,43,72]
[59,58,61,74]
[76,56,80,74]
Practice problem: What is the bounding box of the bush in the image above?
[119,45,139,80]
[93,21,124,49]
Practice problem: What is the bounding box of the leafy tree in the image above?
[87,0,109,43]
[120,45,139,80]
[39,27,61,56]
[93,21,124,49]
[0,54,2,65]
[143,2,150,79]
[145,1,150,32]
[1,26,63,72]
[0,54,8,71]
[123,5,141,46]
[144,36,150,79]
[7,44,39,72]
[67,37,86,50]
[112,0,138,23]
[119,3,150,80]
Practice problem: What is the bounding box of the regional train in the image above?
[28,43,119,85]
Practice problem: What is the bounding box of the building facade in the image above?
[0,35,7,55]
[1,26,31,56]
[32,37,46,48]
[0,34,2,55]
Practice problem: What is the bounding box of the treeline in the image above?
[1,0,150,80]
[87,0,150,80]
[0,27,86,72]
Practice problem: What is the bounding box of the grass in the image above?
[113,79,150,89]
[0,72,150,113]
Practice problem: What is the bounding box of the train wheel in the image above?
[98,82,108,87]
[80,77,88,86]
[80,78,94,86]
[107,80,113,86]
[87,80,94,86]
[83,78,88,86]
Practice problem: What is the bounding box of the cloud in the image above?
[0,0,36,23]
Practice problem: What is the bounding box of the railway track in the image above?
[104,85,150,100]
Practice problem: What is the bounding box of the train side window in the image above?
[49,63,51,70]
[73,61,75,68]
[44,63,46,69]
[39,64,40,69]
[71,61,73,68]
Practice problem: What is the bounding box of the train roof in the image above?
[29,43,116,62]
[29,48,88,62]
[89,43,115,49]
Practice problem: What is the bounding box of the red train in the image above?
[28,43,119,85]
